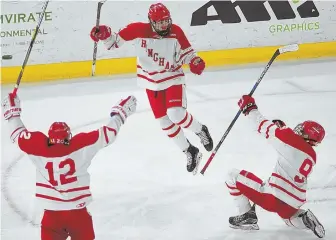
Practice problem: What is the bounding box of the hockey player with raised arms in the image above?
[90,3,213,175]
[225,94,326,238]
[2,93,137,240]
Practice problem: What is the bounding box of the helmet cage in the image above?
[149,18,172,36]
[293,123,319,146]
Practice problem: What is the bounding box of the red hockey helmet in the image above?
[293,120,325,146]
[148,3,172,36]
[48,122,72,145]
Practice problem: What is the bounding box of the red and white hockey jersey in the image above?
[248,110,316,209]
[7,116,122,211]
[103,22,197,91]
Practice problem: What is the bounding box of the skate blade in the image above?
[307,210,325,238]
[192,152,203,175]
[229,223,260,231]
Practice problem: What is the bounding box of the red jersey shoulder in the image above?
[70,131,100,150]
[18,130,100,158]
[119,22,152,40]
[169,24,191,49]
[18,131,48,151]
[275,127,316,162]
[170,24,184,34]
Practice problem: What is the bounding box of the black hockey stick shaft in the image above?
[200,44,299,175]
[12,0,50,96]
[91,0,106,76]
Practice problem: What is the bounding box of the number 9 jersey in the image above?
[248,110,317,209]
[8,115,123,211]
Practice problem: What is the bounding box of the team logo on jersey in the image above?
[76,202,86,208]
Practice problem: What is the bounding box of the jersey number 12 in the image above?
[45,158,77,186]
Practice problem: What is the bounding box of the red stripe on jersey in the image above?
[258,120,268,133]
[162,123,175,131]
[265,123,275,139]
[11,127,25,139]
[137,65,170,76]
[108,41,119,50]
[168,127,181,138]
[271,173,306,193]
[240,170,263,185]
[184,115,193,129]
[177,112,188,125]
[225,183,238,190]
[36,193,92,202]
[137,73,185,83]
[170,65,183,72]
[36,183,90,193]
[177,49,194,63]
[230,192,242,196]
[103,126,117,144]
[269,183,306,203]
[137,64,182,74]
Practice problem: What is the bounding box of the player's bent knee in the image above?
[167,107,186,123]
[225,168,241,187]
[158,115,173,128]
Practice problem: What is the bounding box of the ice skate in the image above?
[196,125,213,151]
[229,205,259,230]
[183,143,202,175]
[300,209,325,238]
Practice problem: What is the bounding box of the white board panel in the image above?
[1,0,336,67]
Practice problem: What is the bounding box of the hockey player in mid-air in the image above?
[2,93,137,240]
[89,2,213,175]
[225,94,326,238]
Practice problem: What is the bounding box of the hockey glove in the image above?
[189,56,205,75]
[90,25,112,42]
[238,95,258,116]
[2,93,21,120]
[110,95,137,123]
[272,119,286,129]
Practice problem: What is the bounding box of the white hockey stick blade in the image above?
[279,44,299,54]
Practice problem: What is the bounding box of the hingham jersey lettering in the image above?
[141,39,176,70]
[103,22,197,91]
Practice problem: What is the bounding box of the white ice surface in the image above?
[1,59,336,240]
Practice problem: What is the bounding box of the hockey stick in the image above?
[12,0,50,97]
[91,0,106,76]
[200,44,299,175]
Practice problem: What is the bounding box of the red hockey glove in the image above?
[189,56,205,75]
[238,95,258,116]
[90,25,112,42]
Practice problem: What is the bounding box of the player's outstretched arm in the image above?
[95,95,137,148]
[90,23,145,50]
[238,95,279,140]
[2,93,27,143]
